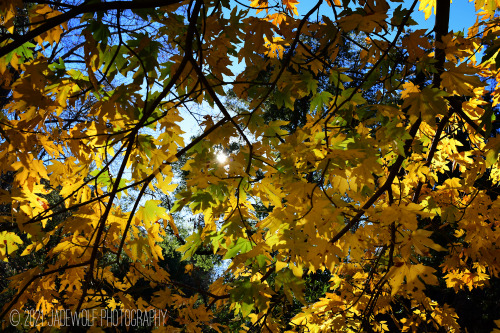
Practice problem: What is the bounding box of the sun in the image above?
[216,151,228,165]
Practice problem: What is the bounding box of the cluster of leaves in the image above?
[2,0,500,332]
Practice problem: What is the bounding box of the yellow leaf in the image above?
[0,231,23,261]
[276,261,288,272]
[418,0,436,20]
[441,63,484,96]
[283,0,299,16]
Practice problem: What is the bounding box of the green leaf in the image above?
[137,134,156,158]
[89,169,112,187]
[171,191,192,213]
[223,237,253,259]
[486,148,498,168]
[177,232,202,261]
[140,200,167,227]
[89,20,111,49]
[275,269,306,305]
[229,280,256,317]
[210,232,225,254]
[310,91,333,112]
[255,254,268,268]
[302,72,318,94]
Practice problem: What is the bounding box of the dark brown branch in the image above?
[412,0,451,203]
[412,112,450,202]
[432,0,450,87]
[75,135,135,313]
[330,117,422,244]
[388,223,395,268]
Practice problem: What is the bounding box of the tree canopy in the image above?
[2,0,500,331]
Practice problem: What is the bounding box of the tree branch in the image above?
[0,0,184,58]
[330,117,422,244]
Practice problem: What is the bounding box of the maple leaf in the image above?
[441,62,484,96]
[388,263,438,296]
[283,0,299,16]
[402,84,449,124]
[223,237,253,259]
[419,0,436,20]
[0,231,23,261]
[137,200,168,229]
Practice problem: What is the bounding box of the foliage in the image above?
[1,0,500,332]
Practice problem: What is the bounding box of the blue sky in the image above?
[406,0,478,33]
